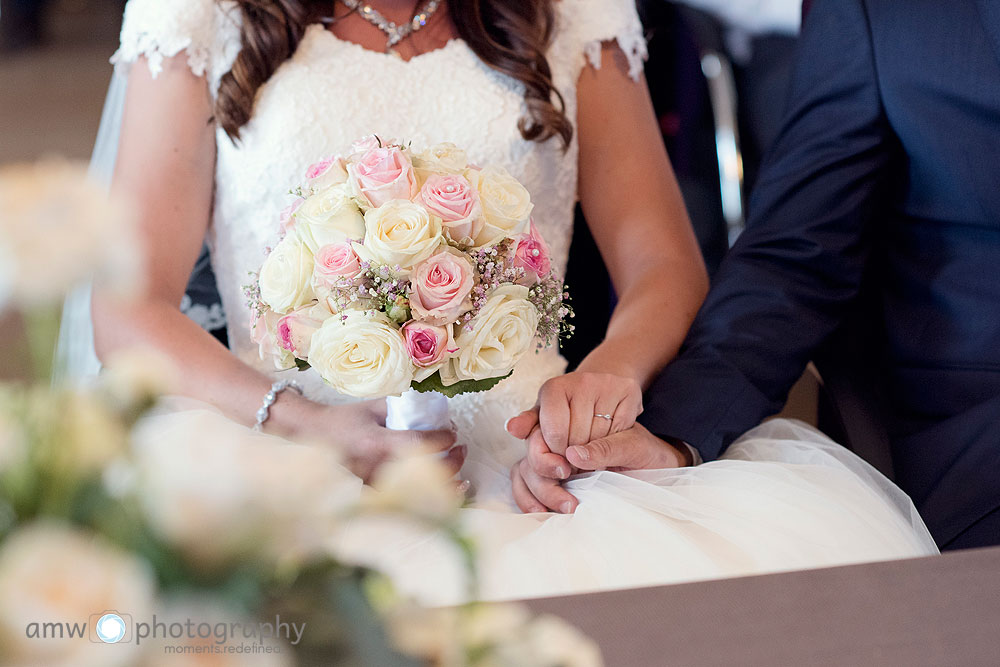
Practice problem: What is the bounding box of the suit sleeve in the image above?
[639,0,897,460]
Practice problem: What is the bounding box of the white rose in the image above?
[294,183,365,251]
[305,156,350,194]
[308,311,415,398]
[0,522,156,667]
[442,285,538,383]
[466,165,533,246]
[258,235,316,314]
[354,200,444,273]
[413,142,469,185]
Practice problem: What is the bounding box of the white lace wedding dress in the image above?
[113,0,937,605]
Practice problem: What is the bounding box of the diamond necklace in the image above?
[338,0,443,54]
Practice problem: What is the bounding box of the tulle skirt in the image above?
[137,403,938,607]
[334,419,939,605]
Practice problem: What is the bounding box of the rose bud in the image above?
[512,221,552,285]
[402,321,456,379]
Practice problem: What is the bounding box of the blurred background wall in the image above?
[1,0,123,163]
[1,0,123,380]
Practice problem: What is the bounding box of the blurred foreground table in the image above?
[528,547,1000,666]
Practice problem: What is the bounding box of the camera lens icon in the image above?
[92,612,130,644]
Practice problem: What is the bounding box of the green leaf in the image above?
[294,358,311,372]
[410,371,512,398]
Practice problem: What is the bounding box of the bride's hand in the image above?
[509,421,580,515]
[294,399,465,483]
[534,371,644,455]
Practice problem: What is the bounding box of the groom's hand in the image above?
[534,372,644,454]
[566,423,692,472]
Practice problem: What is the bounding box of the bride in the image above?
[86,0,937,604]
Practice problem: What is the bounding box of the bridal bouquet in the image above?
[247,136,572,427]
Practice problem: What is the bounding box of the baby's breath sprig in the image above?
[243,271,265,328]
[529,274,575,350]
[328,261,412,324]
[463,240,527,332]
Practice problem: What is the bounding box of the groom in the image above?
[520,0,1000,550]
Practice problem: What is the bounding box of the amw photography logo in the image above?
[90,611,132,644]
[25,610,306,656]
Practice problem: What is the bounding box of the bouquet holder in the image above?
[385,389,450,432]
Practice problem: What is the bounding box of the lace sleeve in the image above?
[552,0,648,83]
[111,0,242,95]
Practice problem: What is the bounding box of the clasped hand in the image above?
[508,371,690,514]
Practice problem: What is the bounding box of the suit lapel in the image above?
[975,0,1000,69]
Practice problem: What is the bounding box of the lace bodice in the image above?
[114,0,646,411]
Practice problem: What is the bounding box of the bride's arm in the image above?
[92,55,458,477]
[574,45,709,389]
[535,44,708,452]
[510,43,707,513]
[93,54,310,429]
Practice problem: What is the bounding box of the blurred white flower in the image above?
[385,600,603,667]
[101,458,139,500]
[364,451,463,522]
[99,345,179,408]
[0,408,27,473]
[0,160,140,309]
[0,521,156,667]
[494,613,604,667]
[59,390,130,474]
[132,409,362,568]
[382,602,465,665]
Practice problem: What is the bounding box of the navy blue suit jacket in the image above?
[640,0,1000,547]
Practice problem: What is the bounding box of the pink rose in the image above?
[347,147,417,208]
[305,156,348,193]
[313,242,362,287]
[402,321,456,369]
[409,248,475,325]
[512,221,552,285]
[418,174,485,245]
[351,135,389,154]
[279,198,305,236]
[251,308,295,370]
[306,157,334,180]
[276,305,325,359]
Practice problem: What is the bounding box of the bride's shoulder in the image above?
[112,0,242,87]
[549,0,647,82]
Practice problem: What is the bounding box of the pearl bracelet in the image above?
[253,380,303,432]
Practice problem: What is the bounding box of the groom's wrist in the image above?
[660,435,701,466]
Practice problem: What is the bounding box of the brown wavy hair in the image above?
[215,1,572,147]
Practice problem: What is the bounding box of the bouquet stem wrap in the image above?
[385,390,450,431]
